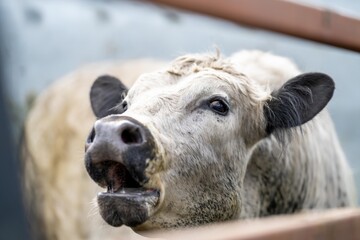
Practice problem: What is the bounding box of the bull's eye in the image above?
[208,98,229,116]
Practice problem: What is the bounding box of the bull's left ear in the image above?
[264,72,335,134]
[90,75,128,118]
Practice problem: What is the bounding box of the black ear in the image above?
[90,75,128,118]
[264,72,335,134]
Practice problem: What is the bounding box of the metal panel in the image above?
[148,209,360,240]
[147,0,360,52]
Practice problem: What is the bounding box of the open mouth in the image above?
[95,161,160,227]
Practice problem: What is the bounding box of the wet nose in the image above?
[91,118,145,146]
[85,116,156,189]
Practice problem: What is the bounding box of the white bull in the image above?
[85,50,356,229]
[23,51,356,239]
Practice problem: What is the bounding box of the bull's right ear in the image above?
[264,72,335,134]
[90,75,128,118]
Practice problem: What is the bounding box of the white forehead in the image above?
[126,52,272,105]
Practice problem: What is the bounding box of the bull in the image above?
[84,50,356,231]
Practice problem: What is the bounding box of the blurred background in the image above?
[0,0,359,239]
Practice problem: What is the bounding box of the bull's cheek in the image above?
[144,173,166,212]
[227,191,242,219]
[144,156,167,207]
[144,155,166,176]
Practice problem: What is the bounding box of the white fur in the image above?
[23,51,356,239]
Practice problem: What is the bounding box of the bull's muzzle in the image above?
[84,115,159,227]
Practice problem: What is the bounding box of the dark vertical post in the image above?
[0,24,30,240]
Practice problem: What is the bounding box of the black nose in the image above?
[85,116,156,191]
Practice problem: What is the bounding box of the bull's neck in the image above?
[240,138,308,219]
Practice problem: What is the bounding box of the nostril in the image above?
[122,101,128,111]
[121,127,143,145]
[87,127,96,144]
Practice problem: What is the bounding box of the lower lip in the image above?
[97,188,160,227]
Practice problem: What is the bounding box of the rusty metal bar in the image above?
[147,0,360,52]
[147,208,360,240]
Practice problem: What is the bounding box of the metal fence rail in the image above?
[147,208,360,240]
[147,0,360,52]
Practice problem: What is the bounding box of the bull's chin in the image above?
[97,188,159,227]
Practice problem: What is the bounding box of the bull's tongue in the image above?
[97,188,159,227]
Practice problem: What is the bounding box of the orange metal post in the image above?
[147,209,360,240]
[147,0,360,52]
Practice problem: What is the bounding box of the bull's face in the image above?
[84,54,334,230]
[84,68,251,230]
